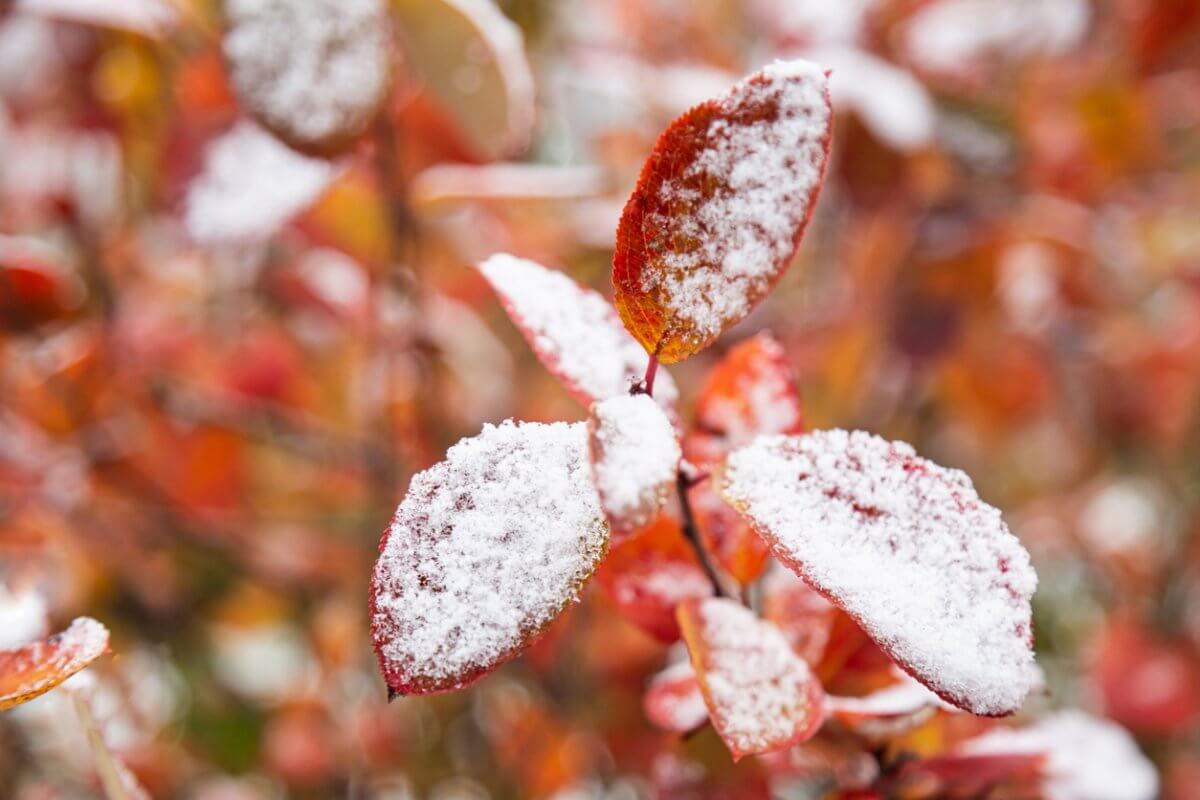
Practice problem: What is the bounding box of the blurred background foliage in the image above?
[1,0,1199,797]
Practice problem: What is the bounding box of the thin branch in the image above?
[676,469,741,602]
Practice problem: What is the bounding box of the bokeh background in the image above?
[2,0,1199,797]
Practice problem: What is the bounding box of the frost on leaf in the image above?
[677,597,824,760]
[613,60,832,363]
[185,122,338,245]
[588,394,681,537]
[595,515,712,643]
[477,253,678,412]
[392,0,535,160]
[718,429,1039,716]
[223,0,391,155]
[0,617,109,711]
[643,660,708,734]
[959,710,1159,800]
[370,420,609,696]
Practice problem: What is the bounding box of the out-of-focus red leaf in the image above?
[760,565,837,667]
[370,420,609,695]
[613,60,832,362]
[0,237,83,331]
[719,430,1039,716]
[643,660,708,734]
[595,515,711,643]
[0,617,109,711]
[693,332,804,448]
[1091,618,1200,736]
[677,597,824,760]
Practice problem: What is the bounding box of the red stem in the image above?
[643,356,659,397]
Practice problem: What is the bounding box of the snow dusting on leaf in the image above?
[694,332,803,450]
[588,394,681,537]
[960,710,1159,800]
[643,660,708,734]
[0,617,109,711]
[185,121,338,245]
[223,0,391,154]
[718,429,1039,716]
[477,253,678,411]
[677,597,824,760]
[613,60,832,363]
[370,420,609,696]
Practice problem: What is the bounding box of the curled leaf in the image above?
[718,429,1039,716]
[588,394,681,537]
[0,617,110,711]
[677,597,824,760]
[370,420,609,696]
[613,60,832,362]
[477,253,678,411]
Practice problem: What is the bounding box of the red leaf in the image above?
[677,597,825,760]
[643,660,708,734]
[477,253,679,412]
[613,60,832,362]
[0,617,110,711]
[370,420,609,695]
[595,515,712,643]
[719,429,1039,716]
[693,332,804,448]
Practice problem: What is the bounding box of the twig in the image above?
[676,470,740,602]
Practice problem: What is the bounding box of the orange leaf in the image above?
[677,597,824,760]
[595,515,712,643]
[643,660,708,734]
[613,61,832,362]
[693,332,804,448]
[0,617,110,711]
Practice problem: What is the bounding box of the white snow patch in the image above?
[684,598,822,756]
[371,420,608,691]
[719,429,1039,716]
[588,394,680,535]
[224,0,390,149]
[184,122,337,244]
[960,710,1158,800]
[477,253,678,410]
[0,586,48,650]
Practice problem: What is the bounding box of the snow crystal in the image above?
[960,710,1158,800]
[224,0,390,150]
[683,598,823,757]
[477,253,679,409]
[719,429,1039,716]
[184,122,337,244]
[643,59,830,343]
[371,420,608,693]
[904,0,1089,75]
[588,394,680,535]
[0,586,48,650]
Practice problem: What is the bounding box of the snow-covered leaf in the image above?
[677,597,824,759]
[223,0,391,154]
[692,332,803,451]
[0,617,109,711]
[184,122,338,245]
[392,0,534,160]
[588,394,680,536]
[370,420,609,696]
[613,60,832,363]
[643,660,708,734]
[476,253,678,411]
[595,514,712,642]
[760,563,836,666]
[959,711,1159,800]
[718,429,1039,716]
